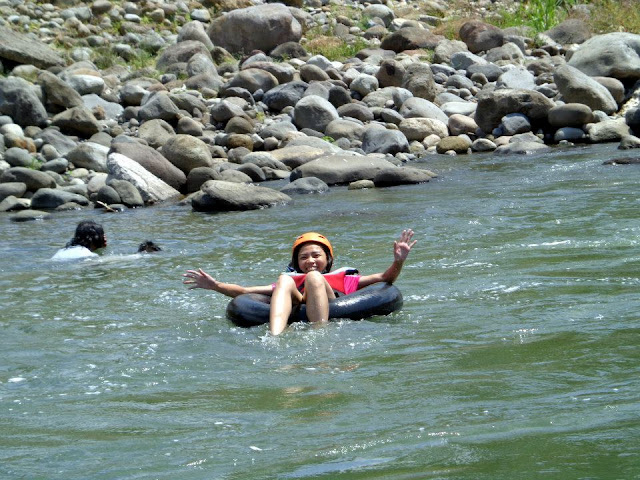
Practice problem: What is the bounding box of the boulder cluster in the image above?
[2,0,640,221]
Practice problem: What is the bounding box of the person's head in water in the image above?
[138,241,162,253]
[289,232,333,274]
[67,221,107,251]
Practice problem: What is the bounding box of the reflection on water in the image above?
[1,144,639,479]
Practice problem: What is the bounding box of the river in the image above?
[1,143,639,479]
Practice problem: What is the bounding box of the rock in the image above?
[325,119,365,142]
[497,68,536,90]
[436,136,473,154]
[244,61,296,85]
[156,40,212,71]
[399,97,449,123]
[38,70,84,112]
[138,119,176,148]
[361,126,409,154]
[0,182,27,202]
[0,77,48,128]
[67,142,109,172]
[373,166,435,187]
[280,177,329,195]
[0,25,66,69]
[595,76,625,105]
[4,147,35,168]
[459,20,504,53]
[51,106,101,138]
[554,127,587,143]
[178,21,215,50]
[543,18,592,45]
[348,179,375,190]
[191,180,291,211]
[186,167,219,193]
[495,141,551,154]
[376,59,405,88]
[139,92,181,123]
[433,39,469,65]
[471,138,497,152]
[586,118,631,143]
[448,114,479,135]
[567,32,640,80]
[501,113,532,135]
[10,209,51,222]
[0,167,56,191]
[554,64,618,115]
[337,103,374,122]
[241,152,288,171]
[82,94,124,122]
[293,95,339,133]
[487,43,525,65]
[216,168,253,183]
[30,188,89,209]
[224,68,279,95]
[161,134,214,174]
[0,195,30,212]
[548,103,594,127]
[34,128,78,157]
[107,153,182,204]
[401,63,437,101]
[269,145,325,169]
[107,179,144,207]
[475,89,555,134]
[399,117,448,141]
[380,27,444,53]
[290,154,397,185]
[207,4,302,55]
[262,81,308,112]
[96,184,121,205]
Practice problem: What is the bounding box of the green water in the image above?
[1,144,639,479]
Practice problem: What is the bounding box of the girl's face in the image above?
[297,243,328,273]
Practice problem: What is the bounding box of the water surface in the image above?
[1,144,639,479]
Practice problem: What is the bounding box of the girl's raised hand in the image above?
[393,229,417,262]
[183,268,216,290]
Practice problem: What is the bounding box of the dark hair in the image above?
[67,221,106,251]
[138,241,162,253]
[290,242,333,274]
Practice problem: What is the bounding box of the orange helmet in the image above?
[291,232,334,273]
[292,232,333,257]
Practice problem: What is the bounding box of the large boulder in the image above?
[156,40,212,71]
[161,134,214,174]
[207,4,302,55]
[567,32,640,80]
[107,153,182,204]
[0,77,48,128]
[0,167,56,191]
[262,81,308,111]
[554,64,618,114]
[191,180,291,211]
[51,106,101,138]
[110,137,187,191]
[30,188,89,209]
[0,25,66,69]
[401,63,437,101]
[373,167,435,187]
[475,89,555,134]
[67,142,109,172]
[361,126,409,155]
[37,70,84,112]
[290,154,397,185]
[292,95,339,133]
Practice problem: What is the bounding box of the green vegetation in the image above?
[588,0,640,33]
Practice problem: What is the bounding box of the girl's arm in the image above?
[357,229,417,288]
[183,268,273,297]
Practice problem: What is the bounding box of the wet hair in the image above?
[290,242,333,274]
[67,221,106,251]
[138,241,162,253]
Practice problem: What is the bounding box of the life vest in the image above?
[285,267,359,294]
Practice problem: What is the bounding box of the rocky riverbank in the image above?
[1,0,640,221]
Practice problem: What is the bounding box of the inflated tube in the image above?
[226,282,403,328]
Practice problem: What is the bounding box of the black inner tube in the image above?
[226,282,403,328]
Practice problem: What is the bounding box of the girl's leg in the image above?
[270,275,302,335]
[302,271,335,324]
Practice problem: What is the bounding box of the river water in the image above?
[1,143,639,479]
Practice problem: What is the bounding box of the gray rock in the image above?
[0,167,56,191]
[0,25,66,69]
[436,135,473,154]
[361,126,409,154]
[380,27,444,53]
[210,100,246,123]
[497,68,536,90]
[554,64,618,114]
[139,92,181,123]
[548,103,594,127]
[107,153,182,204]
[373,166,435,187]
[96,184,121,205]
[0,77,48,128]
[42,158,69,174]
[186,167,219,193]
[291,153,397,185]
[30,188,89,209]
[136,119,175,149]
[448,114,479,136]
[619,134,640,150]
[293,95,339,133]
[107,179,144,207]
[501,113,532,135]
[325,119,365,142]
[156,40,212,71]
[486,42,525,65]
[433,39,469,65]
[82,93,124,121]
[495,141,551,154]
[399,117,448,141]
[178,21,215,50]
[0,182,26,202]
[450,51,488,71]
[269,145,326,169]
[10,209,50,222]
[475,89,555,134]
[280,177,329,195]
[207,4,302,55]
[467,62,502,82]
[471,138,497,152]
[401,62,437,101]
[225,68,279,95]
[4,147,34,168]
[554,127,587,143]
[51,106,101,138]
[191,180,291,211]
[337,103,374,122]
[110,138,187,191]
[38,70,84,112]
[258,121,299,140]
[161,134,214,174]
[241,152,288,171]
[399,97,449,123]
[567,32,640,80]
[586,118,631,143]
[376,59,405,88]
[34,128,78,157]
[216,168,253,183]
[67,142,109,172]
[543,18,591,45]
[0,195,30,212]
[243,61,296,85]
